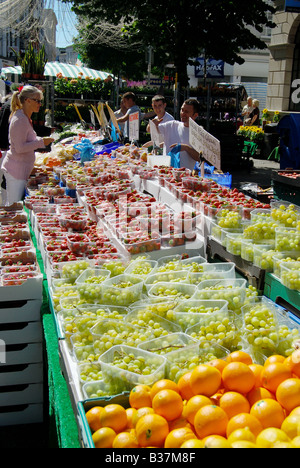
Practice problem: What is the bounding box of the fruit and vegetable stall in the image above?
[0,129,300,449]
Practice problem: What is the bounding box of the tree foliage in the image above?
[64,0,276,86]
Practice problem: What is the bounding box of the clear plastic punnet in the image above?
[165,341,230,383]
[147,282,197,301]
[99,345,167,392]
[144,270,190,291]
[75,268,111,302]
[193,278,247,312]
[137,332,198,355]
[188,262,236,285]
[280,261,300,291]
[241,297,279,358]
[100,274,144,306]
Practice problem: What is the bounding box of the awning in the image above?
[0,62,113,80]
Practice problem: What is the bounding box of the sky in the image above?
[53,0,78,48]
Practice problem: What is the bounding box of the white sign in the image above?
[189,118,221,170]
[149,120,163,147]
[129,111,140,141]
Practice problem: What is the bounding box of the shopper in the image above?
[248,99,260,126]
[153,98,201,170]
[242,96,254,125]
[1,86,54,205]
[116,92,155,142]
[0,94,12,204]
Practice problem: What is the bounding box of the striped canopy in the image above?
[1,61,113,80]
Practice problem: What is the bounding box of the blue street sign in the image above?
[195,58,225,79]
[285,0,300,12]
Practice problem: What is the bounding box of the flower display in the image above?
[262,108,269,120]
[54,75,114,99]
[237,125,264,142]
[273,110,280,123]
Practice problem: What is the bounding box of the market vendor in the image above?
[1,85,54,205]
[153,98,201,170]
[116,91,155,142]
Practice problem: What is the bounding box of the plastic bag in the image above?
[168,144,181,168]
[73,138,95,165]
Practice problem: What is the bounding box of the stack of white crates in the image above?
[0,204,44,426]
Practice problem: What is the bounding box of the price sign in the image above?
[129,111,140,141]
[189,118,221,170]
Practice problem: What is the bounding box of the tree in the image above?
[65,0,275,86]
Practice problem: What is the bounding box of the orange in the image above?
[152,389,183,421]
[92,427,117,448]
[249,363,264,387]
[226,350,253,365]
[168,416,192,432]
[276,378,300,412]
[129,384,152,409]
[247,386,275,406]
[126,407,137,428]
[261,362,292,393]
[219,391,250,419]
[226,413,263,438]
[207,358,228,372]
[250,398,285,429]
[164,427,196,448]
[100,404,128,433]
[202,435,231,448]
[183,394,212,425]
[149,379,180,400]
[193,405,228,439]
[264,354,286,366]
[132,407,155,427]
[112,431,139,448]
[177,372,194,400]
[180,438,204,448]
[190,364,222,397]
[222,362,255,394]
[284,350,300,378]
[85,406,104,432]
[136,413,169,448]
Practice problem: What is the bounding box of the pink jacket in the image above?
[1,109,45,180]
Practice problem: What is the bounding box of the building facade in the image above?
[267,0,300,111]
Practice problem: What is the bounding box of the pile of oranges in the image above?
[85,349,300,448]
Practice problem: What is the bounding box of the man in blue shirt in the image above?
[116,92,155,142]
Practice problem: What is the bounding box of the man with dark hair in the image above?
[153,98,201,170]
[116,92,155,141]
[146,95,174,132]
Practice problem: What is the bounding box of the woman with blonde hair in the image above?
[1,85,54,205]
[248,99,260,127]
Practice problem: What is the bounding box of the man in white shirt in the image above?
[242,96,253,124]
[154,98,201,170]
[144,95,174,148]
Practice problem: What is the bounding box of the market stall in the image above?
[1,130,300,448]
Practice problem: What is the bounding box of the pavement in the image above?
[231,156,280,190]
